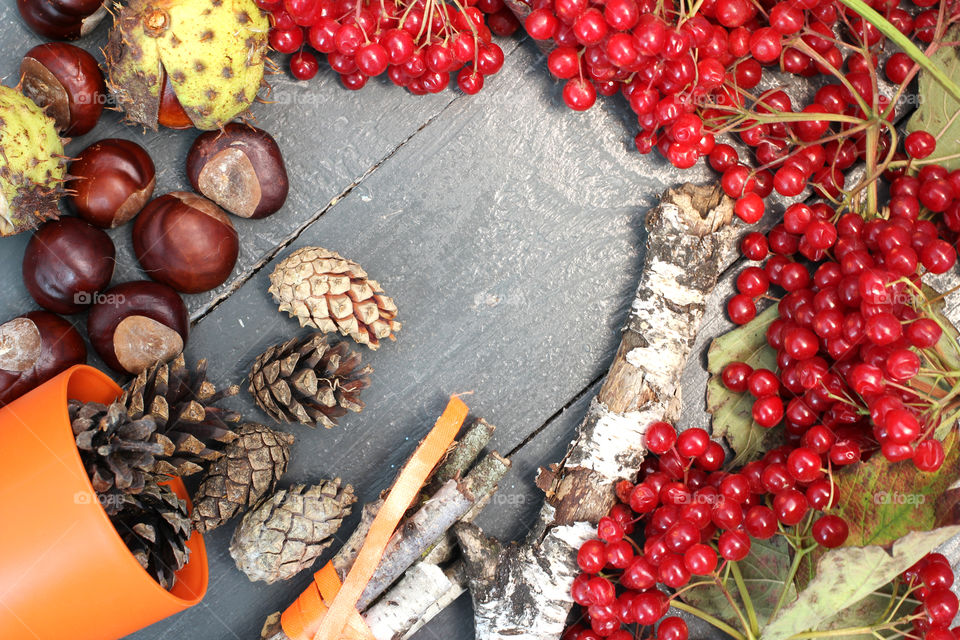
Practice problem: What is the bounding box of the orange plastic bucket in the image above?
[0,364,208,640]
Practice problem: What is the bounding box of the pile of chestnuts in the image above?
[3,27,290,405]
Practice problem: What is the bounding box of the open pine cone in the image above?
[121,354,241,477]
[229,479,356,583]
[249,333,372,428]
[191,423,295,533]
[268,247,400,349]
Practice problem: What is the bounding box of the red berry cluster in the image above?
[565,421,850,640]
[522,0,956,223]
[904,553,960,640]
[257,0,511,93]
[724,197,958,471]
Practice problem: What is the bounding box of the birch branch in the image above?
[454,183,742,640]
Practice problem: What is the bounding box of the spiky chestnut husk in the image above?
[0,86,66,236]
[104,0,269,131]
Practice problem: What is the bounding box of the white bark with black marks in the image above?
[454,183,742,640]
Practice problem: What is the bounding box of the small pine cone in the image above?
[229,479,356,584]
[268,247,400,349]
[191,423,295,533]
[248,333,372,428]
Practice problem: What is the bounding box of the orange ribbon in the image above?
[281,396,470,640]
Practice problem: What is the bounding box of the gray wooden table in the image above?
[0,5,745,639]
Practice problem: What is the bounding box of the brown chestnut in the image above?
[23,217,115,315]
[157,70,193,130]
[186,124,289,219]
[0,310,86,407]
[20,43,106,136]
[87,280,188,374]
[133,192,240,294]
[17,0,107,41]
[67,139,156,229]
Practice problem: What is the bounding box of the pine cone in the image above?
[112,480,192,590]
[121,354,241,477]
[191,423,295,533]
[268,247,400,349]
[70,399,165,509]
[229,480,356,584]
[70,398,193,590]
[249,333,372,428]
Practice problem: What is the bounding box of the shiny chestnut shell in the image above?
[20,42,105,136]
[157,70,193,130]
[67,139,156,228]
[22,217,116,314]
[186,123,289,219]
[0,310,86,407]
[133,192,240,294]
[17,0,107,40]
[87,280,188,374]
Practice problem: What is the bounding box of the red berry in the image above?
[646,421,677,454]
[744,505,778,539]
[905,130,937,160]
[355,42,389,76]
[722,362,753,392]
[806,478,837,510]
[289,50,319,80]
[658,552,691,588]
[749,27,782,64]
[773,489,809,526]
[656,618,689,640]
[563,79,597,111]
[630,483,660,513]
[622,556,657,590]
[270,27,305,53]
[735,193,765,224]
[547,47,580,79]
[926,589,960,626]
[578,539,607,573]
[718,529,751,561]
[812,514,849,548]
[914,439,946,472]
[677,428,710,458]
[786,447,822,483]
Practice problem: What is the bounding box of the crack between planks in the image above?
[191,97,462,325]
[190,38,526,328]
[505,373,605,459]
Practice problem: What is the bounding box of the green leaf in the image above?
[680,536,793,628]
[906,26,960,172]
[762,525,960,640]
[705,305,780,465]
[831,431,959,548]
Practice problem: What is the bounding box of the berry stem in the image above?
[713,573,756,640]
[770,544,816,622]
[669,600,749,640]
[730,560,761,636]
